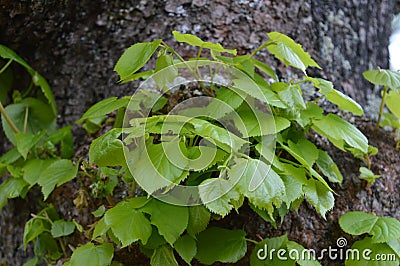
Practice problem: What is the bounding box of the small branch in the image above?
[23,107,29,133]
[0,101,20,134]
[376,86,388,130]
[0,59,12,75]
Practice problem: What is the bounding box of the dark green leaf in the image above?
[196,227,247,265]
[174,235,197,265]
[23,218,49,249]
[187,205,211,237]
[77,97,129,123]
[15,131,45,159]
[150,245,179,266]
[303,179,334,218]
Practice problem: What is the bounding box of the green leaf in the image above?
[23,257,39,266]
[141,199,189,245]
[92,217,109,240]
[271,83,306,110]
[199,178,241,217]
[1,98,56,145]
[92,205,106,218]
[37,159,78,200]
[0,45,56,114]
[89,128,125,167]
[306,77,363,115]
[251,58,278,81]
[187,205,211,237]
[297,102,324,127]
[69,243,114,266]
[77,97,129,123]
[286,241,322,266]
[380,113,400,128]
[229,158,285,212]
[150,245,179,266]
[280,165,307,205]
[174,235,197,265]
[154,53,178,89]
[114,39,162,81]
[363,69,400,89]
[0,176,28,199]
[316,150,343,183]
[312,114,369,153]
[23,218,49,249]
[104,198,152,247]
[51,220,76,238]
[339,211,400,243]
[345,237,399,266]
[172,31,237,54]
[386,90,400,118]
[196,227,247,265]
[34,232,62,260]
[287,139,318,169]
[303,179,334,218]
[23,159,55,186]
[15,131,45,159]
[359,167,381,184]
[267,32,320,72]
[0,59,13,104]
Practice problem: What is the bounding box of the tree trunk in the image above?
[1,1,399,265]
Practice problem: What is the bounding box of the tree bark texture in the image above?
[1,1,400,265]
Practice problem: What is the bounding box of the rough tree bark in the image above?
[1,1,399,265]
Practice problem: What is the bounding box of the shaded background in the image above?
[1,0,400,265]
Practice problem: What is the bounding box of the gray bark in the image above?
[1,1,399,265]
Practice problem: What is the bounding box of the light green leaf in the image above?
[297,102,324,127]
[15,131,45,159]
[69,243,114,266]
[172,31,237,54]
[229,158,285,212]
[316,150,343,183]
[92,205,106,218]
[345,237,399,266]
[0,177,28,198]
[306,77,363,115]
[141,199,189,245]
[89,128,125,167]
[150,245,179,266]
[386,90,400,118]
[271,83,306,110]
[77,97,129,123]
[187,205,211,237]
[199,178,241,217]
[363,69,400,89]
[286,241,322,266]
[92,217,109,240]
[281,172,305,205]
[276,42,306,72]
[104,198,152,246]
[359,167,381,184]
[37,159,78,200]
[196,227,247,265]
[287,139,318,169]
[303,179,334,218]
[312,114,369,153]
[339,211,400,243]
[51,220,75,238]
[154,53,178,89]
[174,235,197,265]
[1,98,56,145]
[114,39,162,81]
[250,234,293,266]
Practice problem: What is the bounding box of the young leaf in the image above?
[174,235,197,265]
[37,159,78,200]
[363,69,400,90]
[23,218,49,249]
[187,205,211,237]
[154,53,178,90]
[104,199,152,246]
[339,211,400,243]
[229,158,285,212]
[172,31,237,54]
[345,237,399,266]
[150,245,179,266]
[386,90,400,118]
[196,227,247,265]
[271,83,306,110]
[89,128,125,167]
[77,97,129,123]
[359,167,381,184]
[303,179,334,218]
[312,114,369,153]
[267,32,320,72]
[114,39,162,81]
[51,220,75,238]
[141,199,189,245]
[23,159,56,186]
[0,177,28,199]
[69,243,114,266]
[306,77,363,115]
